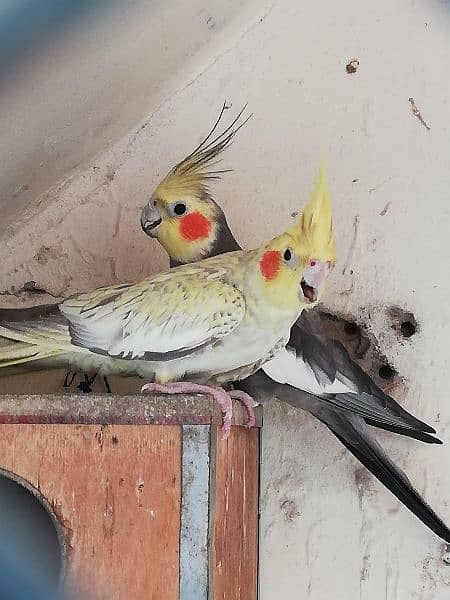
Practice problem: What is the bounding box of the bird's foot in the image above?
[229,390,258,428]
[141,382,234,438]
[77,373,97,394]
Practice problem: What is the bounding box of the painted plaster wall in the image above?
[1,0,450,598]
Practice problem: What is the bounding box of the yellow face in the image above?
[256,232,333,312]
[141,191,219,264]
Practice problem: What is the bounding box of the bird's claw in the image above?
[229,390,257,428]
[140,382,257,435]
[77,380,93,394]
[76,373,97,394]
[141,381,234,438]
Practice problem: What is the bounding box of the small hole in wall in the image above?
[344,322,360,336]
[378,364,396,380]
[400,321,416,338]
[386,307,418,340]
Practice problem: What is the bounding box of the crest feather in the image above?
[154,103,252,199]
[288,162,336,263]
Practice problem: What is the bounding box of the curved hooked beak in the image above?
[299,260,333,304]
[141,202,163,237]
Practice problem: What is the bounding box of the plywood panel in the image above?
[210,426,259,600]
[0,424,181,600]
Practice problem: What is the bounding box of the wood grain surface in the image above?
[209,426,260,600]
[0,424,181,600]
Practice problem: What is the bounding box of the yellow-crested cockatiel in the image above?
[0,166,334,434]
[140,104,450,542]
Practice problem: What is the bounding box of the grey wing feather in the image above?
[289,312,436,436]
[288,312,337,384]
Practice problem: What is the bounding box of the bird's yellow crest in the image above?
[142,104,251,263]
[287,162,336,265]
[154,103,252,203]
[254,163,336,311]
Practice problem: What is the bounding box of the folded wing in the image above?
[60,268,246,360]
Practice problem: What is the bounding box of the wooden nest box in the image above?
[0,393,261,599]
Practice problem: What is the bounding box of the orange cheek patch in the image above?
[260,250,281,280]
[179,212,212,241]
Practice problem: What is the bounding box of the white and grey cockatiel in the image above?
[0,166,335,434]
[140,104,450,542]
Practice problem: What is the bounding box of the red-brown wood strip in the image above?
[0,394,263,427]
[0,424,181,600]
[209,426,259,600]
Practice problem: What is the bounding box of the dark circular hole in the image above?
[400,320,416,338]
[378,364,396,380]
[344,322,360,336]
[0,471,64,596]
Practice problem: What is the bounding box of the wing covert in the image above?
[60,270,245,360]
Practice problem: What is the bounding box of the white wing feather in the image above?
[60,271,246,360]
[263,347,357,395]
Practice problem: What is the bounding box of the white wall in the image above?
[1,0,450,598]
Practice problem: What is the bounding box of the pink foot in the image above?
[141,382,233,438]
[229,390,258,428]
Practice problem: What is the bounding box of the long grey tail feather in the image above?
[325,391,436,435]
[0,304,60,323]
[290,316,437,436]
[324,411,450,543]
[238,370,442,444]
[326,336,437,435]
[236,371,449,541]
[363,419,441,444]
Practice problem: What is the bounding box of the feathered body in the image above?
[0,254,289,383]
[0,172,331,391]
[141,106,437,442]
[139,104,450,542]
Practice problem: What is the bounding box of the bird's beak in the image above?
[141,203,163,237]
[299,260,333,304]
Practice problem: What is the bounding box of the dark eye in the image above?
[153,199,157,207]
[283,247,297,267]
[174,202,186,216]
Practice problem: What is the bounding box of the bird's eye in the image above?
[173,202,187,216]
[282,247,297,266]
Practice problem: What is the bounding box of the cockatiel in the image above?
[0,171,333,435]
[140,104,450,542]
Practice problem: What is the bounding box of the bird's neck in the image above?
[210,213,242,255]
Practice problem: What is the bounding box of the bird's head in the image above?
[255,163,336,312]
[141,104,249,265]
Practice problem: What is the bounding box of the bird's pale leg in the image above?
[229,390,258,428]
[141,382,233,437]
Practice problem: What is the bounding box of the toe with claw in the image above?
[141,381,234,438]
[77,373,97,394]
[229,390,258,428]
